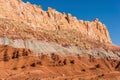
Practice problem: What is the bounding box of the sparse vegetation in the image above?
[12,51,19,59]
[30,63,36,67]
[22,49,28,56]
[3,52,10,61]
[98,73,104,77]
[63,59,67,65]
[70,60,75,64]
[81,69,86,72]
[95,64,100,68]
[36,61,42,65]
[21,65,26,69]
[12,67,17,70]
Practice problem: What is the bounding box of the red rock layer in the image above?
[0,45,120,80]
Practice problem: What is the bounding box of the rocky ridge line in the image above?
[0,0,111,43]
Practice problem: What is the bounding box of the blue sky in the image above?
[23,0,120,45]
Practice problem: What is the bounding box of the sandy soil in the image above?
[0,45,120,80]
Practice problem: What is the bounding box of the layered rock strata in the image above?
[0,0,120,80]
[0,0,111,43]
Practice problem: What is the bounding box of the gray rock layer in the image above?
[0,37,119,59]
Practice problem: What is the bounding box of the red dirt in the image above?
[0,45,120,80]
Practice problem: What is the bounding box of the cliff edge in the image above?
[0,0,111,43]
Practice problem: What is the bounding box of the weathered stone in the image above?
[0,0,112,43]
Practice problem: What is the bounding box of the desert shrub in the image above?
[12,67,17,70]
[12,51,19,59]
[98,73,104,77]
[58,60,62,63]
[51,53,59,61]
[63,59,67,65]
[36,61,42,65]
[81,69,86,72]
[21,65,25,69]
[3,53,10,61]
[95,64,100,68]
[64,78,67,80]
[16,51,19,58]
[70,60,75,64]
[30,63,36,67]
[22,49,28,56]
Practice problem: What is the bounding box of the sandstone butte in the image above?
[0,0,120,80]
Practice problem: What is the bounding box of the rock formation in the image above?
[0,0,111,43]
[0,0,120,80]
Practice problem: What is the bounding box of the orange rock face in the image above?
[0,0,111,43]
[0,45,120,80]
[0,0,120,80]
